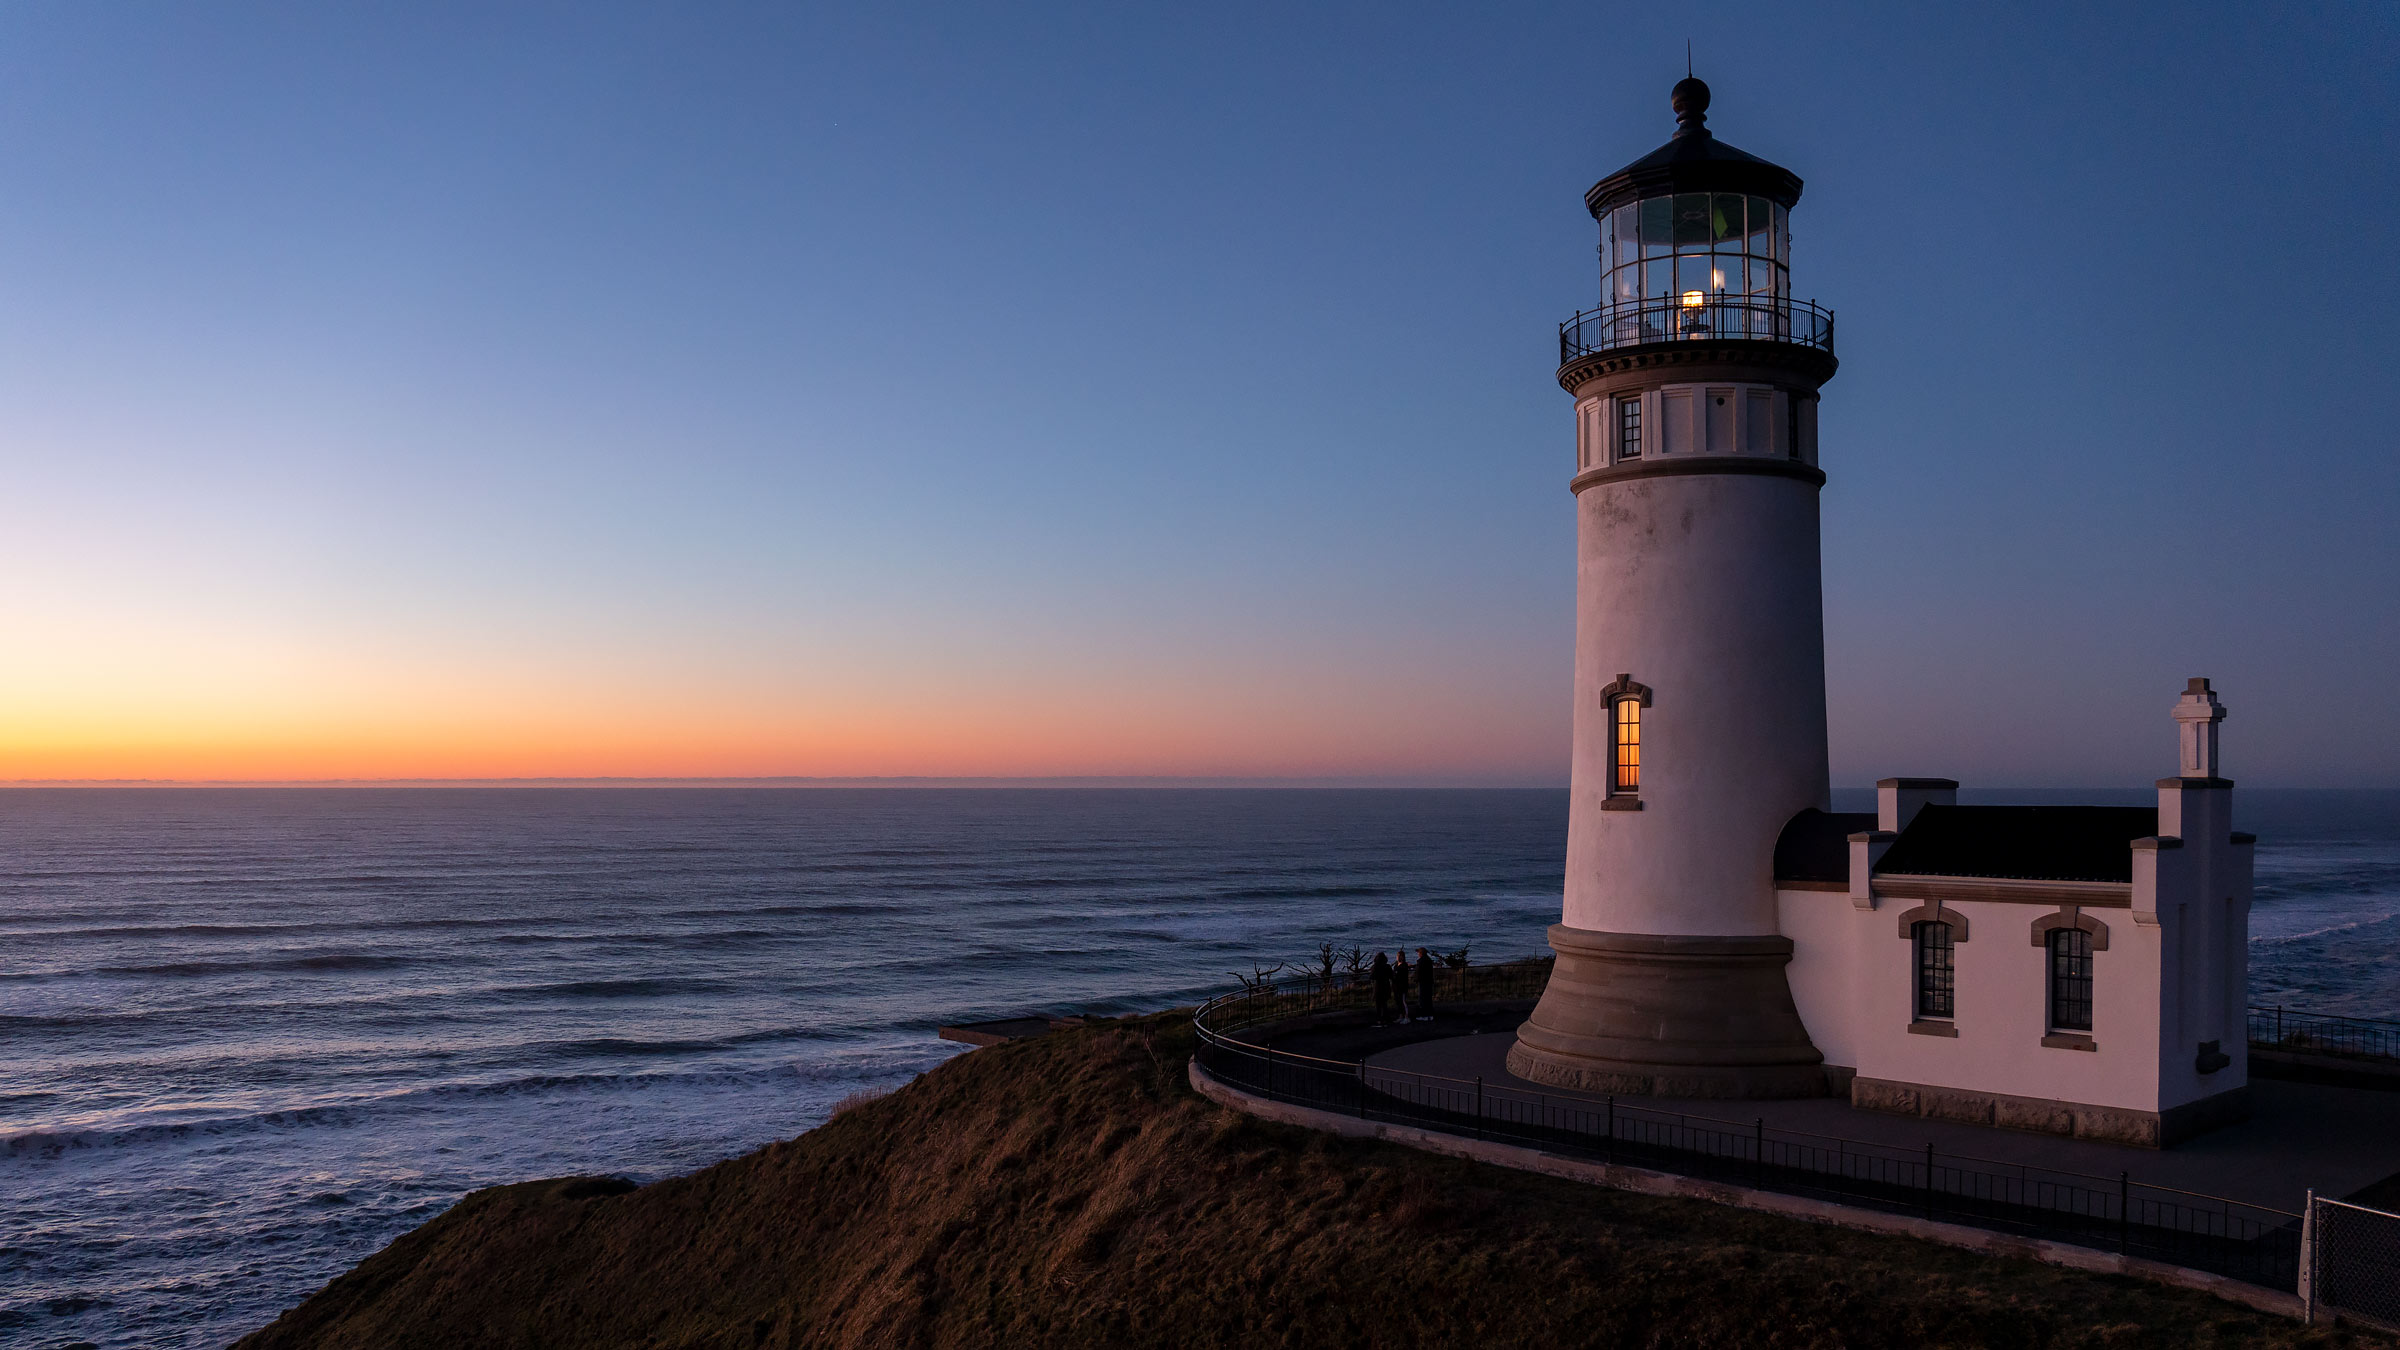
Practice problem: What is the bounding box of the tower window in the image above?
[1611,697,1641,794]
[2047,928,2093,1032]
[1785,394,1801,461]
[1913,921,1954,1020]
[1616,397,1642,462]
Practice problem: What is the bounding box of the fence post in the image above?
[1922,1143,1934,1217]
[1755,1118,1765,1187]
[2276,1004,2284,1045]
[2298,1189,2315,1320]
[1476,1076,1485,1141]
[2118,1171,2130,1255]
[1264,1043,1274,1100]
[1606,1096,1615,1164]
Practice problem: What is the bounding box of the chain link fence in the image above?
[2306,1194,2400,1331]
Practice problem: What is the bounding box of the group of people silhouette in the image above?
[1369,946,1437,1026]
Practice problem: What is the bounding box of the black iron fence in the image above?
[1195,974,2300,1291]
[1560,295,1835,362]
[2250,1005,2400,1063]
[2306,1194,2400,1331]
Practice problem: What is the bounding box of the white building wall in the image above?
[1563,470,1829,937]
[1778,892,2171,1112]
[2142,782,2252,1113]
[1575,384,1809,470]
[1777,887,1859,1068]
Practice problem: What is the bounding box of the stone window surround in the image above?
[2032,907,2108,1051]
[1598,674,1652,812]
[1894,901,1970,942]
[1896,903,1966,1037]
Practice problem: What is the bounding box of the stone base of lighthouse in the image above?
[1507,924,1830,1099]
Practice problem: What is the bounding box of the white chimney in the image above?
[2173,678,2226,780]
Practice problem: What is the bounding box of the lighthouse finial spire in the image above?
[1670,69,1710,136]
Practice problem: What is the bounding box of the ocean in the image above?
[1,786,2393,1348]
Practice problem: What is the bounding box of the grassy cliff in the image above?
[238,1013,2368,1349]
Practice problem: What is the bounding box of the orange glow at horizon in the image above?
[1,699,1559,782]
[0,646,1563,783]
[0,544,1565,783]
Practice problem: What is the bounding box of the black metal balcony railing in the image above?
[1560,295,1835,363]
[1194,968,2303,1291]
[2249,1005,2400,1062]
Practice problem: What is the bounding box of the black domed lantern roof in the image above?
[1584,77,1803,221]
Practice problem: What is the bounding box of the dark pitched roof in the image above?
[1773,809,1877,885]
[1585,78,1804,220]
[1874,805,2159,884]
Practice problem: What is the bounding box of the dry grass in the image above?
[827,1087,892,1118]
[236,1013,2380,1350]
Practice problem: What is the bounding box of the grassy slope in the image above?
[237,1014,2373,1350]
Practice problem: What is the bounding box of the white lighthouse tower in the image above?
[1509,76,1841,1098]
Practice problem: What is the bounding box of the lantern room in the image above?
[1563,77,1830,356]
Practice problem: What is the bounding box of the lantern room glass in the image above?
[1599,191,1788,342]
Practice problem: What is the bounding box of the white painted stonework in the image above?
[1564,471,1828,938]
[1529,87,2250,1131]
[1573,384,1815,469]
[1777,687,2255,1138]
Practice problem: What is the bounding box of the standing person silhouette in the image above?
[1390,949,1411,1023]
[1370,950,1393,1026]
[1415,947,1436,1022]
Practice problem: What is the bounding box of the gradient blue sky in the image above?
[0,2,2392,785]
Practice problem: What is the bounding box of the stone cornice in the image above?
[1876,875,2134,910]
[1571,456,1826,494]
[1558,340,1838,395]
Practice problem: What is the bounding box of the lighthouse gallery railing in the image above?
[1560,295,1835,363]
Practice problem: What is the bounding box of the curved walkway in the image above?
[1364,1031,2400,1217]
[1190,1057,2302,1321]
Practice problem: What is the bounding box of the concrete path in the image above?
[1364,1031,2400,1216]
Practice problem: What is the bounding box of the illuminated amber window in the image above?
[1913,921,1954,1020]
[1611,698,1641,794]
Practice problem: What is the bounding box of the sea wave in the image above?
[2249,908,2400,945]
[97,953,419,977]
[0,1054,936,1161]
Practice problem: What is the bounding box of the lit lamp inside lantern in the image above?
[1681,290,1706,308]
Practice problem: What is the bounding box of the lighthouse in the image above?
[1508,76,1841,1098]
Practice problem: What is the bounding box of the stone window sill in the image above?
[1600,797,1643,812]
[1907,1020,1958,1038]
[2041,1032,2097,1052]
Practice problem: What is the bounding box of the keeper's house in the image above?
[1775,680,2254,1147]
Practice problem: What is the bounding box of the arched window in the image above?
[1599,674,1652,804]
[1912,921,1954,1020]
[2047,928,2093,1033]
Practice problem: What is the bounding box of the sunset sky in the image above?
[1,3,2393,786]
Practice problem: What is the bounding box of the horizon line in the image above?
[2,776,2389,791]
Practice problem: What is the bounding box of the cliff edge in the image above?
[237,1013,2360,1348]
